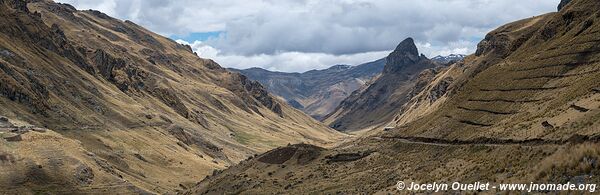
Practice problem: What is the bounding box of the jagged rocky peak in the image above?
[558,0,572,11]
[2,0,29,11]
[393,37,419,56]
[383,37,422,73]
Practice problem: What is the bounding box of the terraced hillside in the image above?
[187,0,600,193]
[390,0,600,140]
[0,0,343,193]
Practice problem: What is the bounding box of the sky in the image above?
[56,0,557,73]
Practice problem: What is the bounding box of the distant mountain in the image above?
[323,38,447,131]
[431,54,466,64]
[188,0,600,193]
[231,53,463,121]
[230,59,386,119]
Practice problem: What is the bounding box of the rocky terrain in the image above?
[323,38,446,131]
[0,0,344,193]
[3,0,598,194]
[188,0,600,193]
[230,59,385,120]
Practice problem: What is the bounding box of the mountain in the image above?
[187,0,600,193]
[0,0,343,193]
[323,38,446,131]
[230,59,385,119]
[431,54,467,64]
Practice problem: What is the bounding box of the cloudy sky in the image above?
[56,0,557,72]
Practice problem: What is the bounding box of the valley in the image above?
[1,0,599,194]
[189,0,600,193]
[0,0,343,193]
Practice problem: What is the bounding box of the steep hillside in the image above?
[231,59,385,119]
[0,0,343,193]
[324,38,444,131]
[188,0,600,193]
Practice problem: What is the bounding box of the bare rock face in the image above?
[428,76,453,103]
[383,38,421,74]
[238,74,284,117]
[324,38,440,131]
[92,49,126,80]
[558,0,573,11]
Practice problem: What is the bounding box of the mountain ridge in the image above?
[232,53,464,120]
[323,37,446,131]
[230,58,386,119]
[188,0,600,193]
[0,0,343,193]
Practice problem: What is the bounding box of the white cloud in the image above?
[57,0,559,72]
[177,40,389,72]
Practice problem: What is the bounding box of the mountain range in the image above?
[229,59,385,119]
[231,53,463,120]
[432,54,467,64]
[324,38,448,131]
[2,0,600,194]
[188,0,600,193]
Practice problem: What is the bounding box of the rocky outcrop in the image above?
[237,74,284,117]
[428,76,453,103]
[92,49,126,80]
[558,0,573,11]
[0,62,50,114]
[89,49,149,92]
[324,38,440,131]
[149,87,190,118]
[383,38,421,74]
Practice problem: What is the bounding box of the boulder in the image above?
[542,121,555,129]
[4,133,22,142]
[0,116,9,127]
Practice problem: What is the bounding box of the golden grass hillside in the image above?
[0,0,344,193]
[188,0,600,193]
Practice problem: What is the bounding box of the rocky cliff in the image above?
[323,38,442,131]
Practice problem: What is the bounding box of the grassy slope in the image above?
[0,0,344,193]
[188,0,600,193]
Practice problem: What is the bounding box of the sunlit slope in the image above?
[0,0,343,193]
[187,0,600,193]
